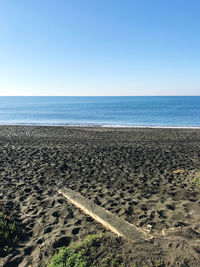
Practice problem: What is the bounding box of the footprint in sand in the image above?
[72,227,81,235]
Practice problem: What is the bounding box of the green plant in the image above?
[49,246,88,267]
[0,211,18,256]
[49,234,103,267]
[155,260,161,266]
[83,233,104,248]
[154,259,165,267]
[49,233,125,267]
[83,233,103,244]
[190,176,200,186]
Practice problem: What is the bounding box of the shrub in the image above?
[49,246,88,267]
[0,211,18,256]
[49,233,124,267]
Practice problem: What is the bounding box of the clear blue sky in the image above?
[0,0,200,96]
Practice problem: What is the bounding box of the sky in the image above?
[0,0,200,96]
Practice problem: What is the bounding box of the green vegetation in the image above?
[0,211,18,256]
[155,260,164,267]
[49,234,124,267]
[190,176,200,186]
[189,170,200,187]
[48,246,88,267]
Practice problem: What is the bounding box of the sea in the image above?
[0,96,200,128]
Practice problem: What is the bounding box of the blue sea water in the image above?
[0,96,200,127]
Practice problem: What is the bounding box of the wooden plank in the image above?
[58,188,152,242]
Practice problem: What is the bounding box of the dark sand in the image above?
[0,126,200,266]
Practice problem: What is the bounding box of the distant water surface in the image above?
[0,96,200,127]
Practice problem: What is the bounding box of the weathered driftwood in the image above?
[58,188,152,242]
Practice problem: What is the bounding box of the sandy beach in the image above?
[0,126,200,266]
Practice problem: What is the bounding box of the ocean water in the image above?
[0,96,200,127]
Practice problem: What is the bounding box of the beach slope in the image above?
[0,126,200,266]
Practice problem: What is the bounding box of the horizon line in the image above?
[1,95,200,97]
